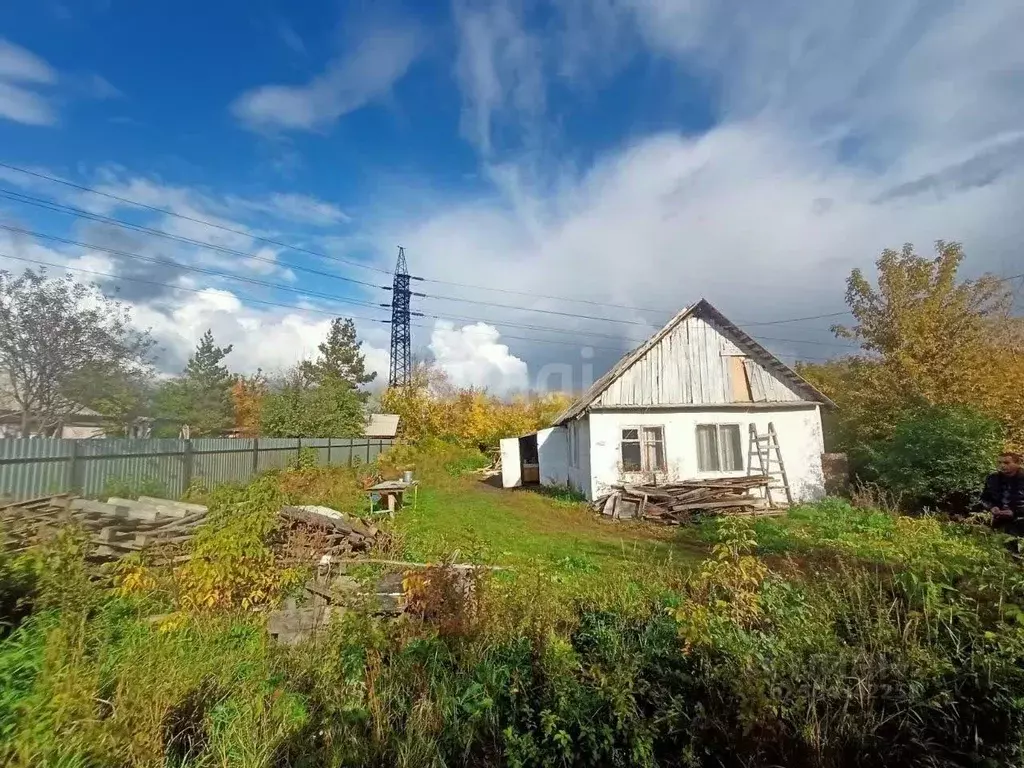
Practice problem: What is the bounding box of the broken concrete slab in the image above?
[136,496,207,516]
[267,605,345,645]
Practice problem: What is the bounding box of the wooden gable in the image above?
[552,299,833,424]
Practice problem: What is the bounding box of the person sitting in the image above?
[982,452,1024,536]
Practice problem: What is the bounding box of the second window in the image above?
[695,423,743,472]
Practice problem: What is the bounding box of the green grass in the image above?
[396,475,706,574]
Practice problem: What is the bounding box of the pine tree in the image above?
[300,318,376,399]
[156,329,236,436]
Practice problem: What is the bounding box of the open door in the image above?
[519,433,540,485]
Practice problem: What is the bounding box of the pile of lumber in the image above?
[278,504,380,559]
[0,496,383,564]
[0,494,208,561]
[593,475,774,524]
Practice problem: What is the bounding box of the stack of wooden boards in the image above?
[0,496,382,563]
[278,505,380,559]
[0,494,208,561]
[593,475,774,524]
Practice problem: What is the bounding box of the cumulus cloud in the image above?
[231,26,422,132]
[0,38,57,125]
[428,320,529,393]
[123,288,391,379]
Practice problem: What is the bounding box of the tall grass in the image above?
[4,465,1024,766]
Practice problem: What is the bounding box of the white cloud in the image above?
[231,26,422,132]
[127,288,391,379]
[428,320,529,393]
[231,192,350,226]
[395,0,1023,385]
[0,39,57,125]
[454,0,545,155]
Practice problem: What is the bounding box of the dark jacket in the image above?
[981,471,1024,517]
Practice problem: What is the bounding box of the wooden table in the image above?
[367,479,419,515]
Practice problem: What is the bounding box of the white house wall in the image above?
[595,315,802,407]
[586,406,825,502]
[566,416,592,499]
[536,427,569,486]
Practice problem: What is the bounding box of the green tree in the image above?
[800,241,1024,454]
[156,330,235,436]
[0,269,154,436]
[259,368,364,438]
[65,362,155,436]
[299,318,376,399]
[867,404,1003,507]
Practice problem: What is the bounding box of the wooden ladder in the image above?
[746,422,793,507]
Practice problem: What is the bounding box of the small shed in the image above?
[365,413,400,439]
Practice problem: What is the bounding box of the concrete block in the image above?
[70,499,133,518]
[104,498,166,523]
[137,496,207,517]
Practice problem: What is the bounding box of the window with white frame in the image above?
[620,426,666,472]
[695,424,743,471]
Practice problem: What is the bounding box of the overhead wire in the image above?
[0,250,848,362]
[0,160,392,276]
[0,251,391,324]
[0,161,857,324]
[0,223,386,313]
[6,160,1018,339]
[0,219,858,351]
[0,187,387,289]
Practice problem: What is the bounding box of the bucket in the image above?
[402,470,414,484]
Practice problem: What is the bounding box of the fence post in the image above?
[296,436,302,465]
[327,437,333,466]
[252,437,259,477]
[365,439,371,464]
[348,438,354,467]
[67,440,82,495]
[183,439,193,492]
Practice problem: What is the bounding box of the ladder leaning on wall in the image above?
[746,422,793,507]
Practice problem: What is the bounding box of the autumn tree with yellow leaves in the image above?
[380,362,572,448]
[798,241,1024,456]
[230,371,267,438]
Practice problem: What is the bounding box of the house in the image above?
[0,395,107,439]
[364,413,400,439]
[500,299,834,503]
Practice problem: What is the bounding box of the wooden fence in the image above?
[0,437,394,501]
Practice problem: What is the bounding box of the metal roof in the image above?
[551,298,835,425]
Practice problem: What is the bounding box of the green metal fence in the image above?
[0,437,394,501]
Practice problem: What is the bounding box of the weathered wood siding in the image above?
[595,315,802,407]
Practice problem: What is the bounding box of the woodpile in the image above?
[0,494,208,561]
[0,496,383,564]
[278,504,380,560]
[593,475,775,524]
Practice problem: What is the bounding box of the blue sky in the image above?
[0,0,1022,391]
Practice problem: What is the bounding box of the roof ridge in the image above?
[550,298,833,425]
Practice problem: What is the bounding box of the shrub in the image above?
[866,404,1003,507]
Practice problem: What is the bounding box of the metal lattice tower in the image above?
[388,246,412,387]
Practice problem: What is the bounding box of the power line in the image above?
[0,249,850,363]
[418,309,858,348]
[0,160,392,276]
[0,163,862,326]
[0,250,391,324]
[0,187,387,290]
[5,161,1021,332]
[0,221,859,352]
[0,223,386,313]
